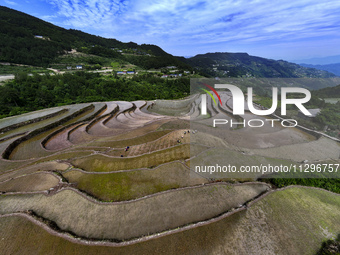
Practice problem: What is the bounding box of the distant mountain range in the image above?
[0,5,337,79]
[300,63,340,77]
[183,52,335,78]
[293,55,340,65]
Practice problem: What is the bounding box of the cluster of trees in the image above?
[315,102,340,129]
[309,84,340,130]
[54,55,113,67]
[77,46,121,59]
[317,235,340,255]
[316,84,340,98]
[0,72,190,118]
[262,167,340,195]
[0,34,66,66]
[266,177,340,194]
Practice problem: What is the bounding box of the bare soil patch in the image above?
[0,173,59,192]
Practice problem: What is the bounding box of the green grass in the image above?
[63,162,206,201]
[71,144,208,172]
[110,62,121,68]
[251,187,340,254]
[0,64,51,75]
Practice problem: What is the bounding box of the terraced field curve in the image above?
[0,96,339,254]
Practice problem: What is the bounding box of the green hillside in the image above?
[316,84,340,98]
[0,6,189,69]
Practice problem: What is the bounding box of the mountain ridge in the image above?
[300,63,340,76]
[0,6,189,69]
[0,5,337,78]
[183,52,335,78]
[293,55,340,65]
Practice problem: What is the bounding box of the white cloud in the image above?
[4,0,18,5]
[44,0,340,57]
[40,14,58,21]
[46,0,129,31]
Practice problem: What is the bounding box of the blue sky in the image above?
[2,0,340,61]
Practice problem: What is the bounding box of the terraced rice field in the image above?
[0,187,339,255]
[0,95,339,254]
[71,144,208,172]
[63,162,207,201]
[88,130,173,148]
[0,183,269,240]
[0,173,60,192]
